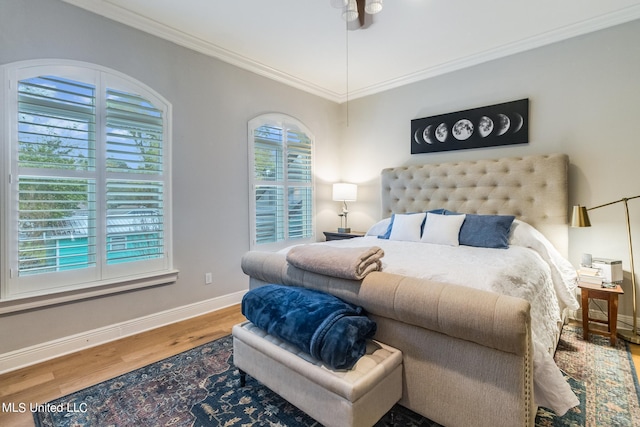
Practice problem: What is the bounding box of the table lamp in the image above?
[332,183,357,233]
[571,195,640,344]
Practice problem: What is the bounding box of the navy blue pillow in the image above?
[454,213,516,249]
[378,209,446,239]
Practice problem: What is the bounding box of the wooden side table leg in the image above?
[609,294,619,346]
[581,289,590,341]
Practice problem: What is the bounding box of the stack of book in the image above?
[578,266,603,285]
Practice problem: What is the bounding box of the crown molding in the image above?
[61,0,343,101]
[345,6,640,102]
[63,1,640,104]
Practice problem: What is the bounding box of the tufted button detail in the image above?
[380,154,567,242]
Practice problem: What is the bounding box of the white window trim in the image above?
[1,59,176,310]
[248,113,316,251]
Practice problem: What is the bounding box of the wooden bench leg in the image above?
[388,408,395,426]
[238,369,246,387]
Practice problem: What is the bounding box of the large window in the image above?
[1,60,174,304]
[248,114,314,250]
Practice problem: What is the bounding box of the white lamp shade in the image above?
[333,183,357,201]
[365,0,383,14]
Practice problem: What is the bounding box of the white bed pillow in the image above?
[388,213,426,242]
[421,212,466,246]
[365,217,391,236]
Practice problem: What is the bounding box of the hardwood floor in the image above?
[0,304,246,427]
[0,305,638,427]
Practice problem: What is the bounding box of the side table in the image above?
[323,231,365,241]
[578,281,624,346]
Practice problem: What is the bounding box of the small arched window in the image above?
[248,114,315,250]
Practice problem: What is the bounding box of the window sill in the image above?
[0,269,179,315]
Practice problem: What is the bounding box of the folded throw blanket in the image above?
[286,244,384,280]
[241,284,377,370]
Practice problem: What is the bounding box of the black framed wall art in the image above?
[411,98,529,154]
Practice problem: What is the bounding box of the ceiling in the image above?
[63,0,640,103]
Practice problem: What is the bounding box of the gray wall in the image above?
[0,0,342,353]
[338,20,640,321]
[1,0,639,354]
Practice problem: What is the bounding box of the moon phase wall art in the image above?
[411,98,529,154]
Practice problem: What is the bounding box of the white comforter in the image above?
[282,220,580,415]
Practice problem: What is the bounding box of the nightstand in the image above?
[578,281,624,346]
[323,231,365,241]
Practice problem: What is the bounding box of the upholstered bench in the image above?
[232,321,403,427]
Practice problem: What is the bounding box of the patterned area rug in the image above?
[33,325,640,427]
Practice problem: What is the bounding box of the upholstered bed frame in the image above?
[381,153,569,255]
[241,153,570,427]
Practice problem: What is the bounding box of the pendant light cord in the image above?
[345,19,350,126]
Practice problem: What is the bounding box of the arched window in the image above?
[248,114,315,250]
[1,60,175,305]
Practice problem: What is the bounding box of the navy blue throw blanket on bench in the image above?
[241,284,377,370]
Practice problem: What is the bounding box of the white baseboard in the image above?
[0,290,246,375]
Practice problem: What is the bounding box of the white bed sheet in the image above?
[281,220,580,415]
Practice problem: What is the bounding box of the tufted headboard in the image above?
[381,153,569,255]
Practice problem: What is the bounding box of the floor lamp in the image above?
[572,195,640,344]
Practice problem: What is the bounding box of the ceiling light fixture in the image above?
[331,0,383,25]
[342,0,359,22]
[365,0,383,14]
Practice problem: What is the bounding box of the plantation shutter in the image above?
[250,115,314,249]
[105,89,165,264]
[4,61,174,302]
[254,124,284,244]
[286,128,312,239]
[17,76,97,275]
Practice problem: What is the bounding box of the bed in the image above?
[241,153,579,427]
